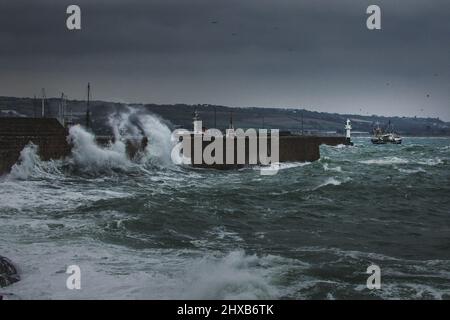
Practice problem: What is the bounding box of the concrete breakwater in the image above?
[0,118,349,174]
[185,134,349,169]
[0,118,148,175]
[0,118,71,174]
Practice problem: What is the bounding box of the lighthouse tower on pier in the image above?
[345,119,353,145]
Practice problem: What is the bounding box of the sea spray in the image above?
[107,108,173,165]
[8,143,41,180]
[67,109,174,173]
[5,109,175,177]
[68,125,132,172]
[8,143,61,180]
[182,250,278,299]
[137,112,173,165]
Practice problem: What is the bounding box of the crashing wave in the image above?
[8,143,62,180]
[7,109,174,178]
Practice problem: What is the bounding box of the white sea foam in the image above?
[314,177,350,190]
[68,125,133,172]
[322,163,342,172]
[0,178,131,212]
[398,167,426,174]
[417,158,443,166]
[3,243,284,300]
[253,161,311,173]
[182,250,279,299]
[359,157,409,165]
[8,143,61,180]
[8,143,41,180]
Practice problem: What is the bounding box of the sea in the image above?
[1,111,449,299]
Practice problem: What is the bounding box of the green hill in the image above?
[1,96,449,136]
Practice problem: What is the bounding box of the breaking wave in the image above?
[180,250,280,299]
[68,125,134,173]
[8,143,62,180]
[67,109,173,174]
[252,161,311,173]
[322,163,342,172]
[7,109,174,179]
[8,143,42,180]
[313,177,350,190]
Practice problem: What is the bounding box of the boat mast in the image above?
[33,95,37,118]
[41,88,46,118]
[301,111,304,135]
[86,82,91,128]
[229,111,234,130]
[59,92,66,125]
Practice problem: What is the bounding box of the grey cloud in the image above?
[0,0,449,120]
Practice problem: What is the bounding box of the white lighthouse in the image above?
[193,110,202,134]
[345,119,352,144]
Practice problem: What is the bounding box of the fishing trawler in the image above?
[371,121,402,144]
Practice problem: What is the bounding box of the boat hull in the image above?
[371,138,402,145]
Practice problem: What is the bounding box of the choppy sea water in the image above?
[1,114,450,300]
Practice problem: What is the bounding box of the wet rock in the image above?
[0,256,20,287]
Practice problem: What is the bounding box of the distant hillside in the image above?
[1,96,449,136]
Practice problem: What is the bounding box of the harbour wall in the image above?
[0,118,148,175]
[185,134,349,169]
[1,118,348,174]
[0,118,71,174]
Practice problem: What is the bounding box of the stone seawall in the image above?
[185,134,349,169]
[0,118,71,174]
[1,118,347,173]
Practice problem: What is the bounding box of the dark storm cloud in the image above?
[0,0,449,119]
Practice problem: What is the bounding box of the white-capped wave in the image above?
[398,167,426,174]
[313,177,350,190]
[253,161,311,173]
[359,157,409,165]
[322,163,342,172]
[8,143,62,180]
[417,158,443,166]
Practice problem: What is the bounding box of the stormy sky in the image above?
[1,0,449,120]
